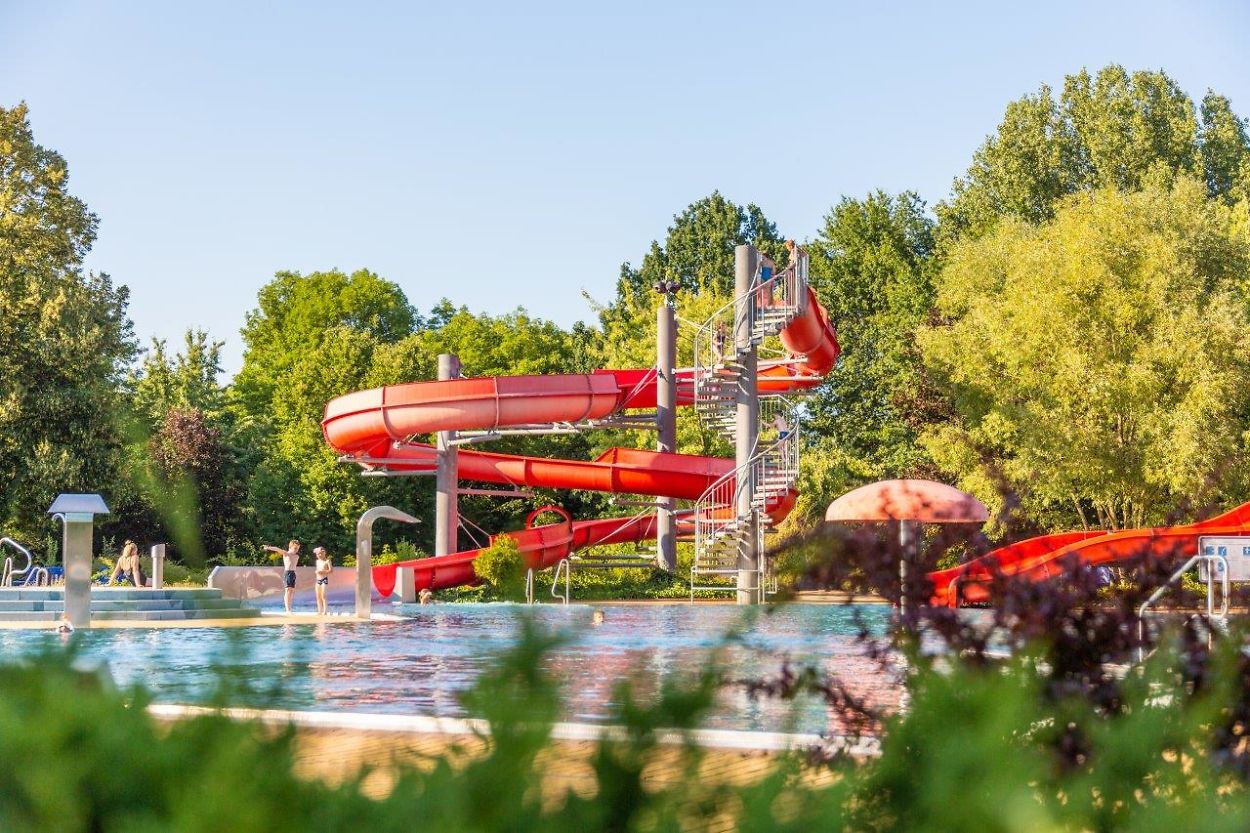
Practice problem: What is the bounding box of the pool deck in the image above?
[149,703,866,804]
[0,591,890,629]
[0,611,410,630]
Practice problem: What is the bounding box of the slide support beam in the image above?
[434,354,461,560]
[734,245,761,605]
[656,296,678,572]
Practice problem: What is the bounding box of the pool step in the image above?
[0,587,261,622]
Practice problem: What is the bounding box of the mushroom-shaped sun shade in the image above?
[825,479,988,524]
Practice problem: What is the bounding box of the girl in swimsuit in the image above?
[313,547,332,615]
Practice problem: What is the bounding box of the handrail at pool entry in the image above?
[1137,553,1229,663]
[0,537,34,587]
[551,559,570,605]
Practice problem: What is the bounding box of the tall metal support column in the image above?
[656,294,678,572]
[733,245,761,605]
[435,353,461,559]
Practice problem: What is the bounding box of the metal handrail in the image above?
[690,426,800,597]
[0,538,33,587]
[551,559,570,605]
[691,253,809,439]
[1137,553,1229,663]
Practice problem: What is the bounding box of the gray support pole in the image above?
[397,564,417,604]
[898,520,915,621]
[355,505,420,619]
[734,245,761,606]
[150,543,166,589]
[63,519,93,628]
[435,354,461,562]
[656,298,678,573]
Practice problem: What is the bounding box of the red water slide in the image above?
[322,286,839,596]
[928,502,1250,606]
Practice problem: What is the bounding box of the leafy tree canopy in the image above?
[939,65,1250,241]
[802,191,937,499]
[0,103,135,540]
[129,330,226,427]
[921,177,1250,530]
[234,268,415,417]
[610,192,785,310]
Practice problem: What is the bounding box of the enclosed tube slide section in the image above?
[323,287,840,596]
[928,502,1250,606]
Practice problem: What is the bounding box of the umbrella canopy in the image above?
[825,479,988,524]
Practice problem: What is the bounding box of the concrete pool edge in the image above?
[147,703,882,757]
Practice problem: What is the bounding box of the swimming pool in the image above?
[0,603,898,735]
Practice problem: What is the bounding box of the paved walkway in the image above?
[149,704,863,823]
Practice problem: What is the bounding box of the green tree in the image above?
[615,192,786,301]
[116,330,246,559]
[1199,91,1250,202]
[130,330,226,425]
[939,65,1249,240]
[800,192,937,510]
[234,268,415,417]
[0,103,136,540]
[921,177,1250,529]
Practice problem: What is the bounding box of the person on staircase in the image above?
[771,412,792,442]
[714,320,728,364]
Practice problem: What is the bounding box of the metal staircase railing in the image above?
[691,253,809,441]
[690,425,799,598]
[688,250,809,598]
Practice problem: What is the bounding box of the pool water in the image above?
[0,603,899,735]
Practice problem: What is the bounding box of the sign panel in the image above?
[1197,537,1250,582]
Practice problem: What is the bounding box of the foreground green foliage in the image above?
[6,610,1250,831]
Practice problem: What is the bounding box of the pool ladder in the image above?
[1,537,47,587]
[1137,553,1229,663]
[524,559,571,605]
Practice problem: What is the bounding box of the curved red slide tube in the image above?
[323,292,840,596]
[928,508,1250,606]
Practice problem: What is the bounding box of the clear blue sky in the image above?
[3,1,1248,375]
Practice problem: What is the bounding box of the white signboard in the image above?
[1197,537,1250,582]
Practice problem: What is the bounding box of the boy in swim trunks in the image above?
[263,539,301,614]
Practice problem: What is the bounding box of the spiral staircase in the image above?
[688,253,809,597]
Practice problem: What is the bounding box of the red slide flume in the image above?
[928,502,1250,606]
[322,285,840,595]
